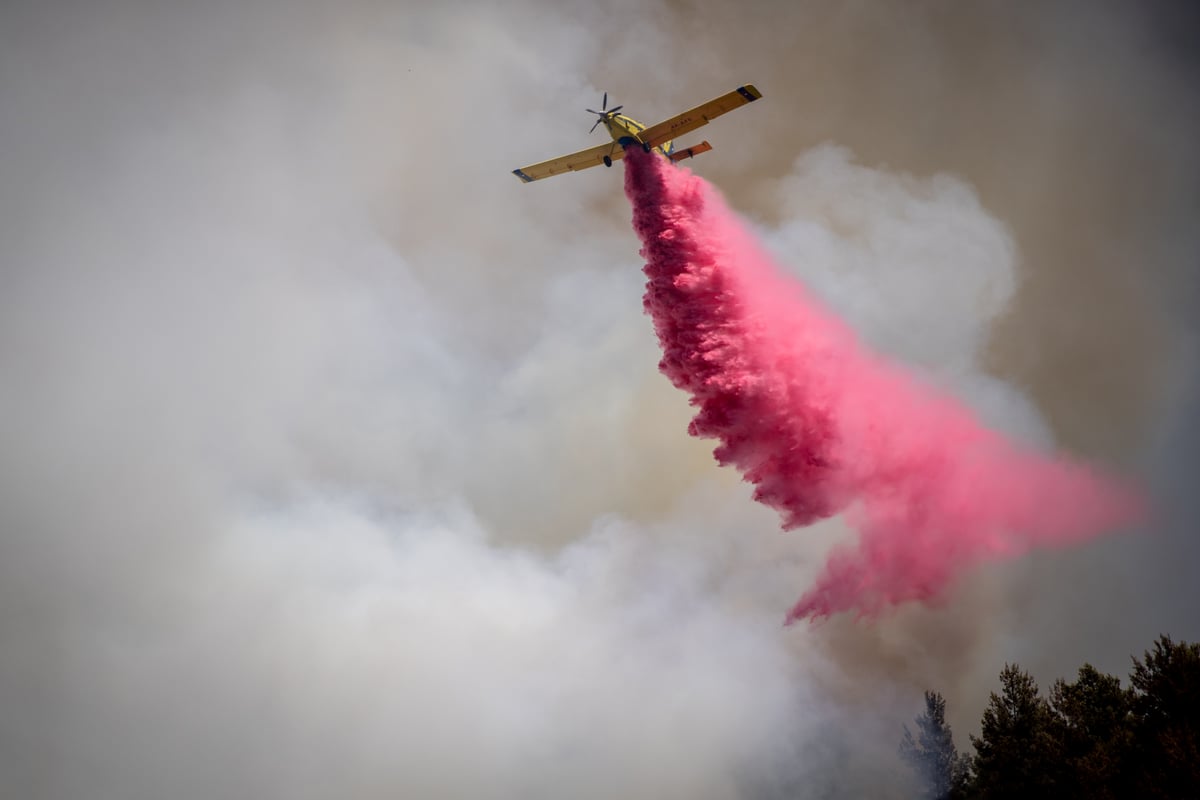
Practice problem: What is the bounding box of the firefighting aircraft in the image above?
[511,84,762,183]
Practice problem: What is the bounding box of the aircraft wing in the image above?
[638,84,762,151]
[512,140,626,183]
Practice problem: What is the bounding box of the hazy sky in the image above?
[2,1,1197,798]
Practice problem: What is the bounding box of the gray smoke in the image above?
[1,1,1196,797]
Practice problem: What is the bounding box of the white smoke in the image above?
[1,1,1196,798]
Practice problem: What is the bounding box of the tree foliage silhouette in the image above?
[899,691,971,799]
[969,664,1059,797]
[903,636,1200,798]
[1128,635,1200,797]
[1048,663,1133,799]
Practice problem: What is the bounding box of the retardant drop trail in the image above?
[623,147,1143,623]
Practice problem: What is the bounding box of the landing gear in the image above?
[603,155,612,167]
[642,142,651,153]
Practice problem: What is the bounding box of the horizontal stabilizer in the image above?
[669,141,712,162]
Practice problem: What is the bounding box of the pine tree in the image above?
[899,691,972,799]
[1047,663,1133,798]
[969,664,1058,798]
[1128,635,1200,797]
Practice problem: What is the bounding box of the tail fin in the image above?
[669,141,712,163]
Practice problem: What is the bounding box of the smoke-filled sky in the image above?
[1,1,1197,798]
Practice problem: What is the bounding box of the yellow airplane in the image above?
[512,84,762,183]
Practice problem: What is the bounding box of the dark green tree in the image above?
[899,691,972,799]
[1047,663,1133,799]
[969,664,1059,798]
[1127,635,1200,797]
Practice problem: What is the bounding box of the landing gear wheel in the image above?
[603,155,612,167]
[642,142,651,153]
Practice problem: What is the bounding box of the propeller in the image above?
[587,92,623,133]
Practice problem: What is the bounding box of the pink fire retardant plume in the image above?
[623,148,1143,623]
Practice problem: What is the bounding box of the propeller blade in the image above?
[590,118,602,134]
[587,109,600,115]
[602,91,607,111]
[608,105,623,114]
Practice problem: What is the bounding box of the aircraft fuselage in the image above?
[602,113,674,158]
